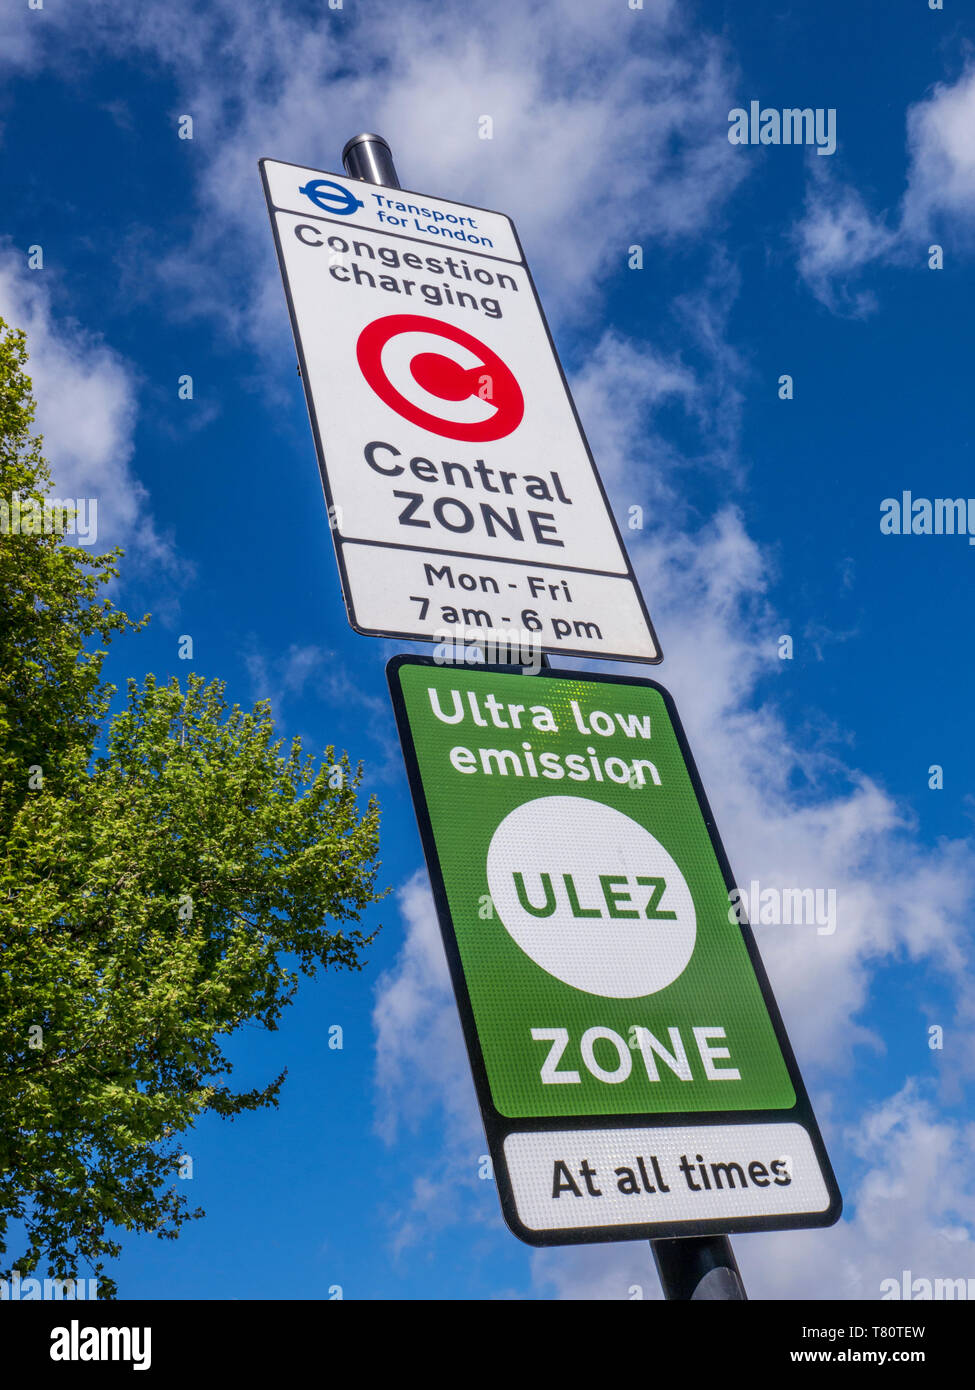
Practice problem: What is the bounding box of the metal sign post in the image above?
[652,1234,747,1300]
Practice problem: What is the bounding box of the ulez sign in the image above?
[387,656,841,1244]
[259,157,659,664]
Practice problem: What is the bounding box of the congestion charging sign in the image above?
[387,657,842,1244]
[259,158,660,664]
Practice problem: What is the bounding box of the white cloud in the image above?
[372,872,474,1146]
[903,65,975,242]
[244,642,330,721]
[570,330,699,510]
[589,334,975,1077]
[0,5,43,72]
[570,258,746,507]
[794,64,975,311]
[738,1081,975,1302]
[793,170,897,315]
[0,247,182,579]
[371,873,501,1254]
[1,0,746,342]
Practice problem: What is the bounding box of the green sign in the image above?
[388,657,841,1244]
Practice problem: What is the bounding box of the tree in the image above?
[0,318,385,1297]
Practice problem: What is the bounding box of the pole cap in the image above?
[342,133,392,162]
[341,133,400,189]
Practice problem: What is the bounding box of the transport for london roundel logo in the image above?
[486,796,697,999]
[356,313,524,442]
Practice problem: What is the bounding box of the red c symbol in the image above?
[356,314,524,442]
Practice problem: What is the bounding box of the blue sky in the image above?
[2,0,974,1300]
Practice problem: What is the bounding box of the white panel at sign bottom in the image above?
[341,541,652,655]
[504,1122,830,1231]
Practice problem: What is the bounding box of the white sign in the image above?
[260,158,660,663]
[504,1123,830,1234]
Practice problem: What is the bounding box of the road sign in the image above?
[260,158,660,664]
[387,656,842,1244]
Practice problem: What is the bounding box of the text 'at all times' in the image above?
[551,1149,795,1200]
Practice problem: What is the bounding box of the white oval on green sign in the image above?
[486,796,696,999]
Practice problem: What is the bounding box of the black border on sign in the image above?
[258,157,662,665]
[386,655,843,1246]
